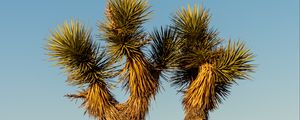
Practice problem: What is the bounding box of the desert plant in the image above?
[47,0,180,120]
[171,5,255,120]
[46,1,254,120]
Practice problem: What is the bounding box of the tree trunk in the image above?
[183,63,216,120]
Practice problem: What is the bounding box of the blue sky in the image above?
[0,0,299,120]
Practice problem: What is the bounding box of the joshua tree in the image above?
[171,5,255,120]
[47,0,254,120]
[47,0,179,120]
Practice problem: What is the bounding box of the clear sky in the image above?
[0,0,299,120]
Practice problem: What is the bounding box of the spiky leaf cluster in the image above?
[149,27,182,79]
[47,21,116,86]
[171,5,255,120]
[100,0,151,60]
[172,6,221,90]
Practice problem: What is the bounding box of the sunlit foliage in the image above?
[171,5,255,120]
[47,1,254,120]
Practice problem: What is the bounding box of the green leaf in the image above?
[149,26,182,72]
[47,20,116,86]
[215,40,255,83]
[100,0,151,61]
